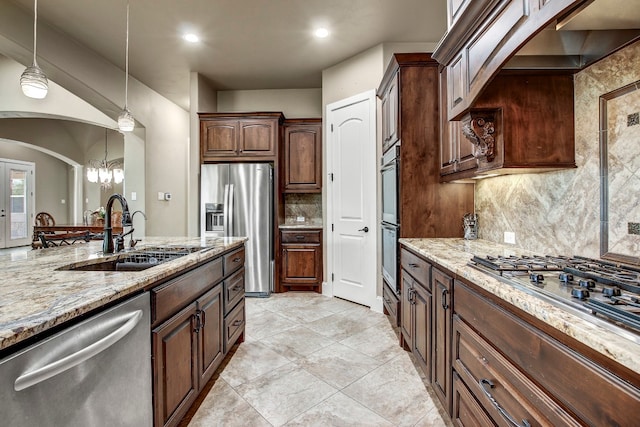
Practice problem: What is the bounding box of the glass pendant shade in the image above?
[98,167,112,184]
[118,108,135,132]
[20,64,48,99]
[113,168,125,184]
[22,0,48,99]
[86,167,99,183]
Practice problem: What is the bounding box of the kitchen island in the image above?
[0,236,246,353]
[399,237,640,426]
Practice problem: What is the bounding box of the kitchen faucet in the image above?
[103,193,132,254]
[128,210,147,248]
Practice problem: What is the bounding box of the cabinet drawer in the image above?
[382,282,400,327]
[400,247,430,288]
[280,229,321,244]
[151,258,223,326]
[224,268,245,314]
[455,281,640,426]
[453,316,579,427]
[223,247,245,275]
[452,371,494,427]
[224,299,245,352]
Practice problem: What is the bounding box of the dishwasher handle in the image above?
[14,309,143,392]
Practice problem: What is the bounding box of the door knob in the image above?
[358,226,369,232]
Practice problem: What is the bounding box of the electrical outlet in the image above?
[157,191,165,201]
[296,216,305,223]
[504,231,516,244]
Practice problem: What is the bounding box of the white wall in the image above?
[217,89,322,118]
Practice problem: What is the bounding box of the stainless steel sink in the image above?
[57,246,203,272]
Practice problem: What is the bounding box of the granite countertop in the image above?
[279,222,323,229]
[399,238,640,376]
[0,236,246,352]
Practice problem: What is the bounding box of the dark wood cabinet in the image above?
[380,72,399,153]
[151,247,245,427]
[280,229,322,292]
[282,119,322,193]
[400,247,432,380]
[433,0,582,120]
[377,53,474,239]
[152,302,199,427]
[382,281,400,330]
[432,267,453,414]
[199,112,283,161]
[441,70,576,181]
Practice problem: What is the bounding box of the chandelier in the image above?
[87,129,124,190]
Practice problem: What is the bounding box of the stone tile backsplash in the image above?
[284,193,323,225]
[475,40,640,258]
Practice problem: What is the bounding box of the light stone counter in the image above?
[0,236,246,352]
[399,238,640,376]
[279,222,324,229]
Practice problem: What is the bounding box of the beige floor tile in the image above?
[245,308,298,340]
[235,364,338,426]
[339,321,405,363]
[342,353,438,426]
[220,340,292,388]
[188,379,271,427]
[297,342,384,389]
[284,392,394,426]
[305,308,386,341]
[260,325,336,361]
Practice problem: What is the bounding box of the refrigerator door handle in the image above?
[227,183,235,237]
[223,184,230,237]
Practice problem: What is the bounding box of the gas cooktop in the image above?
[469,254,640,344]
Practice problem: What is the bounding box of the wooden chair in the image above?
[35,212,55,227]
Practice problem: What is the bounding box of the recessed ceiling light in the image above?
[314,28,329,38]
[183,33,200,43]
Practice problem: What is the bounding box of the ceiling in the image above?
[7,0,447,110]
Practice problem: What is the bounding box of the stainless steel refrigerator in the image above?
[201,163,273,296]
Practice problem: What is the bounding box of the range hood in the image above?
[505,0,640,69]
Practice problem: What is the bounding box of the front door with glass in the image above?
[0,160,35,248]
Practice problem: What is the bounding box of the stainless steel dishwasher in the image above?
[0,292,152,427]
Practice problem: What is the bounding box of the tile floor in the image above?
[186,292,452,427]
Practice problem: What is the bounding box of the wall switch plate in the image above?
[61,199,65,204]
[504,231,516,244]
[157,191,165,201]
[131,192,137,201]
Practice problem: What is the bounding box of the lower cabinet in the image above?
[432,267,453,414]
[400,248,432,380]
[399,244,640,426]
[280,228,323,292]
[151,246,246,427]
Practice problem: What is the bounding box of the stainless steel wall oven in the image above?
[381,143,400,294]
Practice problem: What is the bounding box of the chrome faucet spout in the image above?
[103,193,132,254]
[129,210,147,248]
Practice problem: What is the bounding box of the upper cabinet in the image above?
[282,119,322,193]
[380,72,399,153]
[200,112,284,162]
[433,0,640,121]
[433,0,583,121]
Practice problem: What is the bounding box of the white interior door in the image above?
[326,91,378,308]
[0,160,35,248]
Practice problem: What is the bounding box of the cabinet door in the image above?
[433,267,453,414]
[400,270,413,349]
[201,120,240,158]
[452,372,494,427]
[381,72,399,152]
[413,282,432,380]
[284,124,322,192]
[239,120,276,156]
[281,244,322,285]
[197,285,224,387]
[153,303,198,427]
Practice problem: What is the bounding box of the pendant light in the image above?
[20,0,48,99]
[117,0,135,132]
[87,129,124,190]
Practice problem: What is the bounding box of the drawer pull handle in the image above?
[408,263,418,268]
[232,284,243,292]
[295,235,306,240]
[233,257,241,263]
[441,288,449,310]
[479,379,531,427]
[232,319,243,327]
